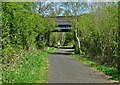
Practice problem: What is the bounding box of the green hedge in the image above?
[2,2,56,83]
[74,5,120,70]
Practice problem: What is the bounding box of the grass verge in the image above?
[2,47,55,83]
[73,54,120,82]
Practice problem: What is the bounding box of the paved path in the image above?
[47,48,118,83]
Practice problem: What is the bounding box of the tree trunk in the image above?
[74,29,80,54]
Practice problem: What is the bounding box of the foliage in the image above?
[64,32,74,46]
[36,2,88,16]
[50,32,59,47]
[74,5,119,69]
[2,48,55,83]
[2,2,120,83]
[2,2,56,83]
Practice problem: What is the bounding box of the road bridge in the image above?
[50,16,77,32]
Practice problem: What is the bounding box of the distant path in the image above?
[47,48,118,83]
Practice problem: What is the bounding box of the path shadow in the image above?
[54,46,74,49]
[50,46,75,55]
[50,52,73,55]
[65,50,75,52]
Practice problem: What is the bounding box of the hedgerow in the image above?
[2,2,56,83]
[74,5,120,70]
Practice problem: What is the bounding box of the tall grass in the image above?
[2,48,55,83]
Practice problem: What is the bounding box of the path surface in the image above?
[47,48,118,83]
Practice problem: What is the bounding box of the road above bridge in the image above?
[47,48,118,83]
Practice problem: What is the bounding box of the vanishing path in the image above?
[47,48,117,83]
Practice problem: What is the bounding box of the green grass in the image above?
[2,47,55,83]
[73,54,120,82]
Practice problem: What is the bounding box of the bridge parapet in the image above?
[45,16,78,32]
